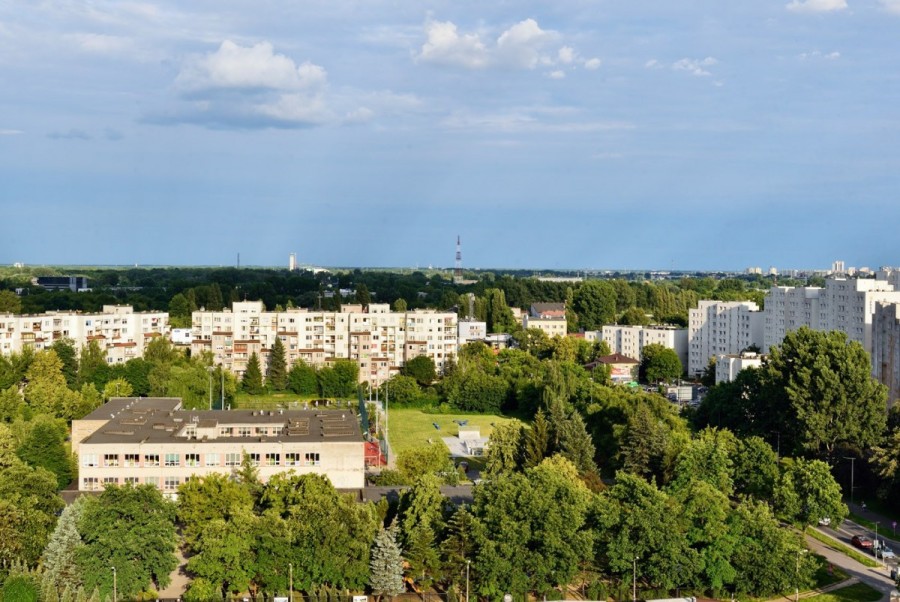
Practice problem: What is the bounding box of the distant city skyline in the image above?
[2,1,899,269]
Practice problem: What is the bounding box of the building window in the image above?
[164,477,180,491]
[103,477,118,486]
[237,427,252,437]
[124,454,139,467]
[225,453,241,466]
[83,477,100,491]
[206,453,219,467]
[124,477,139,485]
[185,453,200,467]
[256,427,268,436]
[104,454,119,467]
[144,454,160,467]
[165,453,179,467]
[285,452,300,466]
[248,453,260,466]
[145,476,160,489]
[219,427,233,437]
[265,453,279,466]
[83,454,99,467]
[304,452,320,466]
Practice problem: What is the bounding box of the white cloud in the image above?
[785,0,848,13]
[416,20,489,69]
[673,57,718,76]
[548,70,566,79]
[645,59,660,69]
[0,129,23,136]
[416,18,596,74]
[880,0,900,14]
[798,50,841,60]
[441,108,633,133]
[175,40,327,93]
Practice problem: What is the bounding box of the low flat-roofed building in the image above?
[73,397,366,495]
[715,352,764,384]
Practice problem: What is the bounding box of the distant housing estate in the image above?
[0,305,168,363]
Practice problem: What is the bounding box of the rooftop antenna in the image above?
[455,235,462,282]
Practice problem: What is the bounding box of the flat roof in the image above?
[80,398,363,445]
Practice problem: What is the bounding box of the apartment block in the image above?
[0,305,168,364]
[762,278,900,354]
[688,301,763,376]
[599,325,689,369]
[715,352,764,384]
[523,302,568,338]
[72,397,365,494]
[190,301,458,386]
[872,302,900,409]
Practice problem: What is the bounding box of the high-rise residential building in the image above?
[688,300,763,376]
[0,305,168,363]
[597,325,688,369]
[190,301,458,386]
[871,302,900,409]
[762,278,900,354]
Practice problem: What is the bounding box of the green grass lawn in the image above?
[386,407,521,456]
[805,529,880,568]
[803,582,882,602]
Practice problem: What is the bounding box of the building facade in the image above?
[190,301,458,386]
[688,301,763,376]
[0,305,168,364]
[599,325,689,370]
[715,352,764,384]
[72,397,366,493]
[872,302,900,409]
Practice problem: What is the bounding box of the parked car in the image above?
[818,517,832,527]
[880,544,896,559]
[852,535,874,549]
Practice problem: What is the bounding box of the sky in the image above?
[1,0,899,271]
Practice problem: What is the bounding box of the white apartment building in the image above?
[599,325,689,369]
[72,397,365,493]
[458,320,487,346]
[0,305,168,364]
[191,301,458,387]
[688,301,763,376]
[715,352,764,384]
[762,278,900,354]
[522,315,567,338]
[872,302,900,409]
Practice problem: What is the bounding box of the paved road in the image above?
[806,524,898,602]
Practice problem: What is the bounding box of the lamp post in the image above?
[876,522,883,567]
[207,366,214,411]
[795,549,808,602]
[289,562,293,602]
[633,557,638,602]
[773,431,781,461]
[844,456,856,505]
[466,559,471,602]
[220,366,225,410]
[111,566,117,602]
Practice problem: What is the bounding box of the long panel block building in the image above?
[72,397,366,494]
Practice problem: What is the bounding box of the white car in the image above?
[818,517,832,527]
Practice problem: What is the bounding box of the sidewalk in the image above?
[847,502,900,548]
[766,577,860,602]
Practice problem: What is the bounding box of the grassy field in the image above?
[386,407,521,456]
[803,582,883,602]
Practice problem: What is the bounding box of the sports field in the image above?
[386,407,520,455]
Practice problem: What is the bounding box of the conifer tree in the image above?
[524,409,550,468]
[242,352,264,395]
[42,497,86,597]
[369,525,404,601]
[267,338,288,391]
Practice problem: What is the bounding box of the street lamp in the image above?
[844,456,856,505]
[466,559,471,602]
[289,562,293,602]
[633,557,638,602]
[220,366,225,410]
[111,566,117,602]
[795,549,808,602]
[207,366,214,411]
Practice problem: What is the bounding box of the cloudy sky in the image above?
[2,1,899,270]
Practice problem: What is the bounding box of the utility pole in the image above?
[289,562,293,602]
[633,557,638,602]
[111,566,117,602]
[466,559,471,602]
[844,456,856,505]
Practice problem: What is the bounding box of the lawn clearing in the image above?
[803,582,882,602]
[386,407,521,456]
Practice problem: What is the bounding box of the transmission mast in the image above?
[455,235,462,282]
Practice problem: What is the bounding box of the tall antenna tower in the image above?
[454,235,462,281]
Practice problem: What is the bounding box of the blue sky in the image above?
[2,0,899,270]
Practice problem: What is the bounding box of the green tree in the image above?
[523,409,550,469]
[267,337,288,391]
[441,505,478,591]
[76,340,109,390]
[16,416,73,489]
[485,289,517,334]
[0,460,64,566]
[393,298,408,312]
[332,359,360,398]
[402,356,437,387]
[397,475,446,590]
[101,378,132,400]
[381,374,421,405]
[185,511,257,599]
[761,327,887,458]
[41,496,88,598]
[0,386,24,422]
[639,344,682,384]
[242,352,265,395]
[573,280,617,330]
[167,293,193,328]
[619,307,650,326]
[558,412,597,474]
[50,339,79,389]
[0,290,22,313]
[483,423,524,477]
[288,360,318,396]
[774,458,847,528]
[670,428,735,497]
[732,436,779,501]
[618,402,673,483]
[75,485,178,600]
[369,525,404,601]
[177,473,256,552]
[24,350,81,419]
[356,283,372,306]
